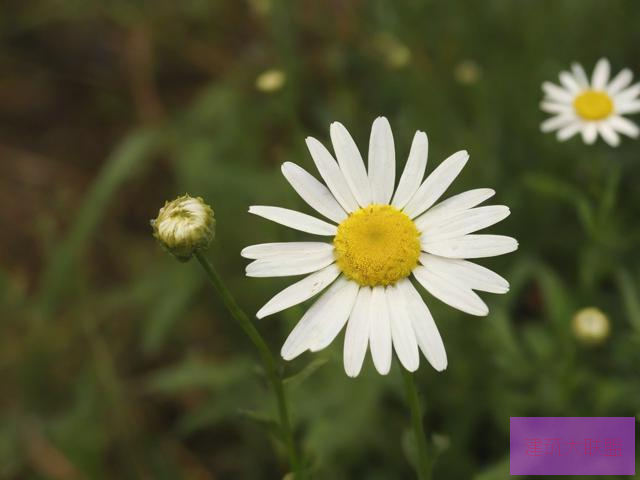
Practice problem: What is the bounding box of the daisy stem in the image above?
[401,369,432,480]
[194,251,303,477]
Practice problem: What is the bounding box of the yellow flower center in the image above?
[573,90,613,120]
[333,204,421,287]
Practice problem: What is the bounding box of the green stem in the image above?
[401,369,431,480]
[194,251,302,477]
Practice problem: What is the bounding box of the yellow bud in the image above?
[454,60,481,85]
[572,307,610,345]
[372,33,412,69]
[256,69,286,93]
[151,194,215,261]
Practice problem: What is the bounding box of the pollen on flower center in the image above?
[333,204,421,287]
[573,90,613,120]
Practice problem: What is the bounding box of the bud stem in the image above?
[401,368,432,480]
[194,251,303,477]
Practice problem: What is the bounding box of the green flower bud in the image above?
[151,194,215,261]
[572,307,610,345]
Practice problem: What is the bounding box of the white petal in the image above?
[249,206,337,236]
[540,101,573,115]
[369,285,392,375]
[606,68,633,96]
[241,242,333,259]
[609,115,640,138]
[256,264,341,318]
[368,117,395,204]
[556,121,582,141]
[343,287,372,377]
[581,122,598,144]
[403,150,469,219]
[308,281,359,352]
[281,162,347,223]
[613,83,640,103]
[571,63,589,89]
[421,205,510,243]
[615,100,640,115]
[387,284,419,371]
[597,122,620,147]
[398,279,447,371]
[330,122,372,206]
[422,234,518,259]
[591,58,610,90]
[305,137,359,212]
[541,114,575,132]
[246,251,335,278]
[414,188,495,232]
[419,253,509,294]
[281,277,357,360]
[559,71,581,94]
[392,131,428,209]
[413,265,488,316]
[542,81,573,103]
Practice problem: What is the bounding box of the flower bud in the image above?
[255,69,286,92]
[572,307,610,345]
[372,33,412,69]
[454,60,481,85]
[151,194,215,261]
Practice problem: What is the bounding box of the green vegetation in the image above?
[1,1,639,478]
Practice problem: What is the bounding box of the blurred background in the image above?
[2,0,640,478]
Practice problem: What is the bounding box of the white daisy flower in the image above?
[242,117,517,377]
[540,58,640,146]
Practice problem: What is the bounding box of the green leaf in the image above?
[598,165,621,222]
[37,129,161,317]
[144,356,253,393]
[401,428,418,472]
[616,269,640,334]
[142,266,202,354]
[283,357,329,389]
[523,173,595,234]
[534,264,573,327]
[473,455,518,480]
[176,397,248,436]
[237,409,283,441]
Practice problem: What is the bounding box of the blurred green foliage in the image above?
[1,0,640,478]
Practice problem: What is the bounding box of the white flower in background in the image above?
[242,118,517,377]
[541,58,640,146]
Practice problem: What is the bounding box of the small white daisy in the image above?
[541,58,640,146]
[242,118,517,377]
